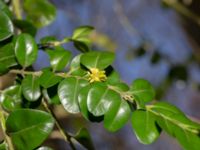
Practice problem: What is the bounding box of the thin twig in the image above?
[163,0,200,26]
[0,106,15,150]
[12,0,22,19]
[42,99,76,150]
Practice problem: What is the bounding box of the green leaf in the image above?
[149,102,200,150]
[39,69,62,88]
[0,85,22,111]
[131,110,161,144]
[104,100,131,132]
[58,77,88,113]
[73,128,95,150]
[0,11,14,41]
[73,40,90,53]
[0,43,18,74]
[22,75,41,101]
[81,51,115,70]
[13,19,37,37]
[0,0,12,18]
[87,83,120,116]
[23,0,56,28]
[0,141,7,150]
[72,26,94,39]
[130,79,155,103]
[78,85,103,122]
[42,86,60,105]
[106,70,120,85]
[47,49,71,72]
[6,109,54,150]
[14,33,38,67]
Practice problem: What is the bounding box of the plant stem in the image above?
[12,0,22,19]
[163,0,200,26]
[42,99,76,150]
[0,106,14,150]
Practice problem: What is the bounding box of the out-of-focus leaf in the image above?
[6,109,54,150]
[22,75,41,101]
[0,0,12,18]
[72,26,94,39]
[0,11,14,41]
[13,20,37,37]
[14,33,38,67]
[23,0,56,28]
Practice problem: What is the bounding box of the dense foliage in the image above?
[0,0,200,149]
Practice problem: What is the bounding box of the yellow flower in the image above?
[88,68,107,83]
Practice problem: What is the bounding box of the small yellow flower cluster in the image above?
[88,68,107,83]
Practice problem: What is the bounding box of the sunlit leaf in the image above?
[14,33,38,67]
[0,11,14,41]
[22,75,41,101]
[81,51,115,70]
[72,26,94,39]
[58,77,88,113]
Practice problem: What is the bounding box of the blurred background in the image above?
[3,0,200,149]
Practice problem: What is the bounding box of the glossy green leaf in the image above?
[58,77,88,113]
[87,83,120,116]
[78,85,91,120]
[0,0,12,18]
[81,51,115,69]
[13,20,37,37]
[131,110,161,144]
[70,54,86,76]
[23,0,56,28]
[73,128,95,150]
[74,40,90,53]
[72,26,94,39]
[39,69,62,88]
[130,79,155,103]
[0,11,14,41]
[14,33,38,67]
[149,102,200,149]
[22,75,41,101]
[0,43,18,74]
[47,49,71,72]
[6,109,54,150]
[78,85,103,122]
[42,86,60,105]
[0,85,22,111]
[104,100,131,132]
